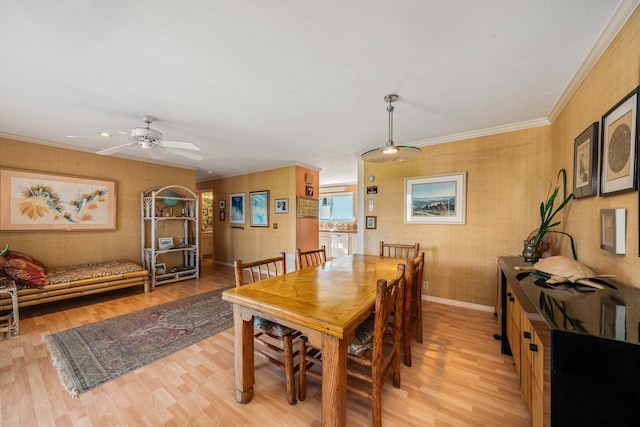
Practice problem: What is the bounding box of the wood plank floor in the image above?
[0,260,531,426]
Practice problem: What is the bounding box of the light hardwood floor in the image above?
[0,260,531,426]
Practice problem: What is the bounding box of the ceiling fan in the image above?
[68,115,204,161]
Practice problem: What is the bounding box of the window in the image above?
[319,193,354,220]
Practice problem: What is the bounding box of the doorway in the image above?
[199,190,213,259]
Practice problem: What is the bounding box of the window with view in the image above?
[318,193,354,221]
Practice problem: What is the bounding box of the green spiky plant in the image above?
[526,186,577,260]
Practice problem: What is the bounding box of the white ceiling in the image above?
[1,1,637,185]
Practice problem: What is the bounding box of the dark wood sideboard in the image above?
[497,256,640,427]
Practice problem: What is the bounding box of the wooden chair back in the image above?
[295,246,327,270]
[379,241,419,259]
[402,251,425,366]
[234,252,286,286]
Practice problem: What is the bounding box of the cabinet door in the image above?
[319,233,332,257]
[506,284,521,375]
[520,310,533,412]
[529,330,545,427]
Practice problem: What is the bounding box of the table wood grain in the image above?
[222,254,403,427]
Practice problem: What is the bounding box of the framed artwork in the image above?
[366,216,377,229]
[158,237,174,250]
[230,193,245,224]
[155,263,167,275]
[250,190,269,227]
[405,172,467,224]
[219,210,225,221]
[0,168,116,231]
[275,198,289,213]
[218,199,226,209]
[600,87,639,195]
[600,208,626,254]
[366,186,378,195]
[573,122,598,199]
[297,196,319,218]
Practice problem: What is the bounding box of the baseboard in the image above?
[423,295,494,313]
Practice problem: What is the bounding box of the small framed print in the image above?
[219,199,226,209]
[573,122,598,199]
[275,198,289,213]
[600,208,626,254]
[366,215,377,230]
[305,185,314,197]
[219,210,225,221]
[155,263,166,275]
[158,237,173,250]
[367,186,378,195]
[600,87,639,195]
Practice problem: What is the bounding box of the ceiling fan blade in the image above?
[165,146,204,161]
[160,140,200,151]
[96,142,138,155]
[117,130,132,136]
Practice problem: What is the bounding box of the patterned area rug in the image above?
[43,287,233,397]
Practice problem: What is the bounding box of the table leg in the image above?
[321,334,347,427]
[233,305,254,404]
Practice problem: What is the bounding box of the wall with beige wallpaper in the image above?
[197,165,319,266]
[0,138,195,267]
[363,127,552,306]
[363,9,640,306]
[551,7,640,288]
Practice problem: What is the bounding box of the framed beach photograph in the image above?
[250,190,269,227]
[600,87,639,195]
[366,215,377,229]
[154,263,167,275]
[0,168,117,231]
[230,193,245,224]
[573,122,598,199]
[600,208,626,254]
[158,237,174,250]
[275,198,289,213]
[405,172,467,224]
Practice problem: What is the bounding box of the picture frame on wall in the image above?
[600,86,639,195]
[274,198,289,213]
[0,168,117,231]
[250,190,269,227]
[600,208,626,254]
[573,122,598,199]
[365,215,377,229]
[230,193,245,224]
[219,199,226,209]
[404,172,467,224]
[219,210,225,221]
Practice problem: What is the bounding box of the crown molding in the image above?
[548,0,640,122]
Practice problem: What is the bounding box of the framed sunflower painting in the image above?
[0,169,116,231]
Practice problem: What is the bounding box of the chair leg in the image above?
[283,335,297,405]
[403,326,412,367]
[298,337,307,401]
[415,310,423,344]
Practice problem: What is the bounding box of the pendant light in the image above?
[361,94,421,163]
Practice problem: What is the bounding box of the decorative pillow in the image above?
[347,315,375,357]
[254,316,296,337]
[6,251,48,272]
[4,258,48,288]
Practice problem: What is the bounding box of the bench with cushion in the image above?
[0,251,150,311]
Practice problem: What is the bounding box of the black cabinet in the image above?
[498,256,640,427]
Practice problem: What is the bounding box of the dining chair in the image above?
[295,246,327,270]
[298,263,405,427]
[402,251,425,367]
[379,241,420,259]
[234,252,301,405]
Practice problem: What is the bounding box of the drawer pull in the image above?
[529,343,538,352]
[523,331,531,339]
[507,292,512,297]
[509,297,514,302]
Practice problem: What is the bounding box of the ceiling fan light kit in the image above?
[69,115,204,161]
[361,94,421,163]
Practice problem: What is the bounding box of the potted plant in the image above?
[522,186,576,262]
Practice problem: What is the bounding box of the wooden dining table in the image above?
[221,254,404,427]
